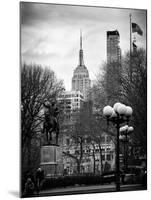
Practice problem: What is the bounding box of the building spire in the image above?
[79,30,84,66]
[80,29,82,50]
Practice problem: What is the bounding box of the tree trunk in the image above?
[92,147,96,174]
[77,161,81,174]
[99,144,103,174]
[27,139,32,171]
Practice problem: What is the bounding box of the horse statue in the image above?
[43,101,60,145]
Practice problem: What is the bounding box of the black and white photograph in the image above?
[20,2,147,198]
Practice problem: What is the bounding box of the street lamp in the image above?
[103,102,133,191]
[119,125,134,171]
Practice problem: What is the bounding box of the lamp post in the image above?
[119,125,134,171]
[103,102,133,191]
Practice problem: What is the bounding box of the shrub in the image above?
[41,174,102,190]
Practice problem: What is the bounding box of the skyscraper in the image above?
[107,30,121,63]
[72,31,91,100]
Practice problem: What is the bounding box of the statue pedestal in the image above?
[40,145,63,177]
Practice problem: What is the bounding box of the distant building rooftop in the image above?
[107,30,119,36]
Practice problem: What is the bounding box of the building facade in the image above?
[62,132,115,175]
[58,90,84,125]
[107,30,121,63]
[72,32,91,100]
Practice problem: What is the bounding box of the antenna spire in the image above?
[80,29,82,49]
[79,30,84,66]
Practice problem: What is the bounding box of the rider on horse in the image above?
[43,100,59,144]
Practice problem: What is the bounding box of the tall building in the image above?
[107,30,121,63]
[72,31,91,100]
[58,90,84,125]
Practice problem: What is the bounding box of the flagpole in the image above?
[129,14,132,82]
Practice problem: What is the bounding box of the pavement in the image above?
[33,183,146,197]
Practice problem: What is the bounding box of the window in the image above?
[106,136,111,142]
[101,136,105,143]
[106,146,110,151]
[101,147,105,151]
[107,154,111,161]
[102,155,105,160]
[66,138,70,146]
[75,150,79,154]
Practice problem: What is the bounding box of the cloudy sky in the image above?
[21,2,146,90]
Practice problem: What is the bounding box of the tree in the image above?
[62,100,93,174]
[121,48,147,156]
[62,100,110,174]
[91,61,122,110]
[21,63,64,174]
[89,61,123,141]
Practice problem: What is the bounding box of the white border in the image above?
[0,0,150,199]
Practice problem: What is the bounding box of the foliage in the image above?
[62,101,93,173]
[121,49,147,155]
[92,48,147,157]
[21,63,64,174]
[41,174,103,190]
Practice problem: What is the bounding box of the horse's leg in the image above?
[56,126,59,145]
[55,131,57,145]
[46,128,49,143]
[49,131,52,142]
[48,128,53,144]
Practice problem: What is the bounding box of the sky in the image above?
[21,2,146,91]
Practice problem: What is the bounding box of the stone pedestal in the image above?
[40,145,63,177]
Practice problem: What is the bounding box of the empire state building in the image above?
[72,32,91,100]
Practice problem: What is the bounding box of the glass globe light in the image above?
[120,125,128,132]
[113,102,122,112]
[125,106,133,117]
[128,126,134,133]
[119,135,126,140]
[111,110,117,118]
[119,135,123,140]
[103,105,113,117]
[117,103,127,115]
[120,126,125,133]
[124,125,129,131]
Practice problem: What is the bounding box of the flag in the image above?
[132,42,137,52]
[132,23,143,36]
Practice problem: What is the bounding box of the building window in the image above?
[101,136,105,143]
[75,150,79,155]
[102,155,105,160]
[106,136,111,142]
[87,149,91,153]
[101,147,105,151]
[106,146,111,151]
[66,138,70,146]
[107,154,111,161]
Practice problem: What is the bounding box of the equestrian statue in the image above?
[43,101,60,145]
